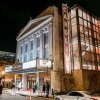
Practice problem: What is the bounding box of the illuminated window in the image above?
[78,9,82,17]
[20,46,23,55]
[30,40,34,60]
[71,18,76,26]
[24,55,27,62]
[71,9,76,18]
[30,40,34,50]
[24,43,28,62]
[37,37,40,48]
[36,36,40,58]
[44,32,48,59]
[87,14,90,21]
[83,12,86,20]
[79,18,83,25]
[20,45,23,62]
[44,33,48,44]
[25,44,28,53]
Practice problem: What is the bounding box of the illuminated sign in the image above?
[39,60,51,68]
[5,66,12,72]
[62,4,70,73]
[23,60,36,69]
[12,63,22,71]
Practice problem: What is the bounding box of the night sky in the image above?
[0,0,100,53]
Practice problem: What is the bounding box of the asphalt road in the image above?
[0,93,27,100]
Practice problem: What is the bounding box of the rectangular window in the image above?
[25,44,28,53]
[20,46,23,55]
[87,14,90,22]
[30,40,34,50]
[80,25,83,33]
[20,56,22,62]
[20,46,23,62]
[83,12,86,20]
[44,47,48,59]
[37,37,40,48]
[36,36,40,58]
[30,40,34,60]
[30,52,33,60]
[37,50,40,58]
[71,18,76,26]
[88,22,90,28]
[78,9,82,17]
[79,18,83,25]
[44,33,48,44]
[24,55,27,62]
[84,20,87,27]
[72,25,77,38]
[71,9,76,18]
[44,33,48,59]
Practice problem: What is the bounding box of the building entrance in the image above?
[27,74,36,89]
[27,71,51,90]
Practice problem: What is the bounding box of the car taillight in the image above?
[91,97,98,100]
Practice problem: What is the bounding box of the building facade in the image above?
[15,6,63,91]
[9,4,100,92]
[67,5,100,92]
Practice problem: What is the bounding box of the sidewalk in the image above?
[16,89,54,98]
[3,88,54,99]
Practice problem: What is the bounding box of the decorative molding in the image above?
[17,16,53,41]
[17,15,53,39]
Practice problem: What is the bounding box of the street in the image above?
[0,90,54,100]
[0,93,27,100]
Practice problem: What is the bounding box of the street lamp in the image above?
[2,71,5,75]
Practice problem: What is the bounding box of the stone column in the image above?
[51,71,61,92]
[36,72,39,86]
[22,74,27,90]
[50,6,64,92]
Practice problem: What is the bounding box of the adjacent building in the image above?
[67,4,100,92]
[7,4,100,92]
[0,51,16,88]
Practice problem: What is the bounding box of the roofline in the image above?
[0,51,15,54]
[17,14,53,39]
[70,4,100,20]
[16,15,53,41]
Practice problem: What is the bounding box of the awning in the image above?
[7,67,52,74]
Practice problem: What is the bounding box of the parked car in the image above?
[55,91,100,100]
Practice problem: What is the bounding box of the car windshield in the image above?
[67,91,91,97]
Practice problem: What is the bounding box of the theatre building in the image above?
[14,4,100,92]
[16,6,63,91]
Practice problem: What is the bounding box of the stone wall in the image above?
[51,6,64,92]
[73,70,84,90]
[52,69,100,93]
[82,70,100,92]
[73,70,100,92]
